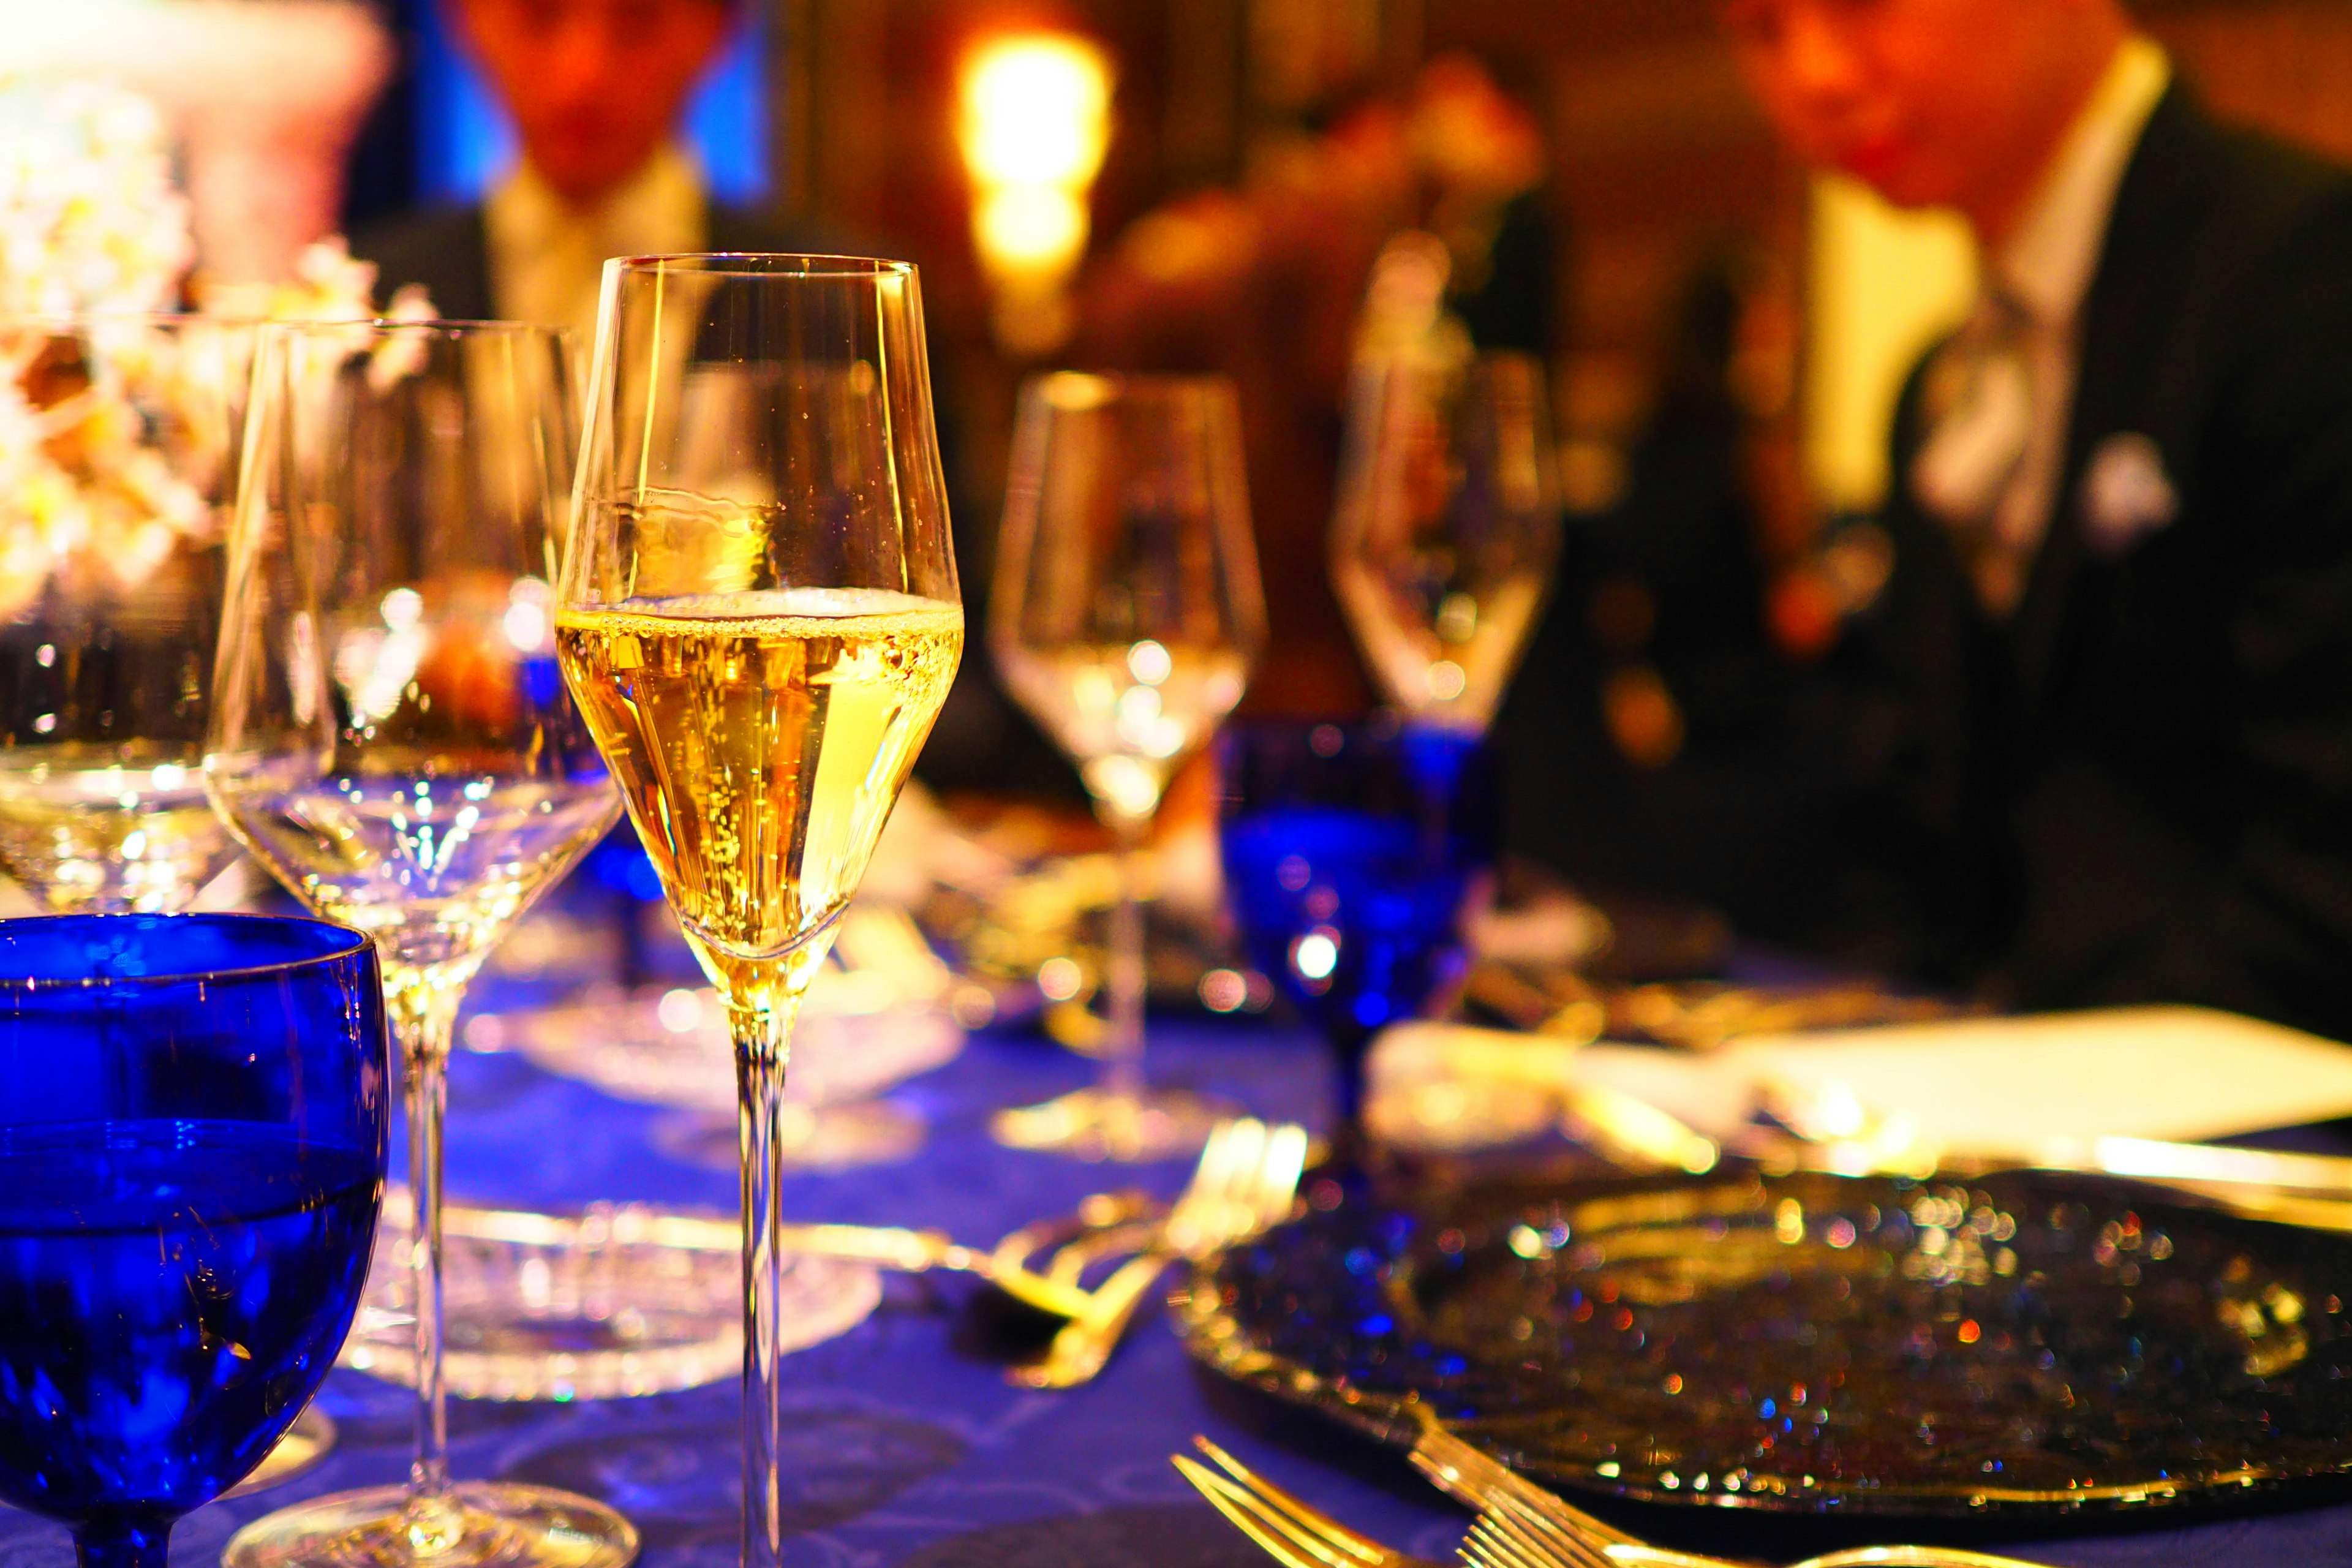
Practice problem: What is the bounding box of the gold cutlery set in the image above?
[1178,1429,2056,1568]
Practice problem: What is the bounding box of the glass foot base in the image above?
[226,1405,336,1498]
[990,1085,1229,1162]
[222,1482,639,1568]
[343,1196,880,1400]
[650,1099,927,1172]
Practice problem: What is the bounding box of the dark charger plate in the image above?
[1177,1168,2352,1517]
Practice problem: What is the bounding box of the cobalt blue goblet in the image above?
[1218,718,1494,1155]
[0,913,389,1568]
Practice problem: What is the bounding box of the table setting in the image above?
[4,247,2352,1568]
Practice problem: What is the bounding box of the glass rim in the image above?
[0,311,273,331]
[603,252,919,281]
[255,317,574,341]
[0,911,375,990]
[1025,369,1239,407]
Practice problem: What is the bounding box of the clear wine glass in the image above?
[208,320,634,1568]
[0,314,256,911]
[1330,347,1562,733]
[989,371,1266,1161]
[552,255,962,1568]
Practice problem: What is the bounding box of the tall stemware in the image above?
[1330,346,1561,734]
[209,320,633,1568]
[0,314,257,911]
[552,255,963,1568]
[989,372,1266,1162]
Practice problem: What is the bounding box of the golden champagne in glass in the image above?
[553,257,960,1568]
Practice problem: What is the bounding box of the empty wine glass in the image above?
[0,314,257,911]
[209,320,633,1568]
[554,255,962,1568]
[989,371,1266,1162]
[0,912,388,1568]
[1331,345,1562,733]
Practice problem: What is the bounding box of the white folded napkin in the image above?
[1375,1006,2352,1160]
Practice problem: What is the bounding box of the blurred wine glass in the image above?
[989,371,1265,1161]
[1331,299,1562,733]
[553,255,962,1568]
[0,315,255,913]
[210,320,633,1568]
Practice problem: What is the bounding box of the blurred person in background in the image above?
[1724,0,2352,1033]
[354,0,819,351]
[1504,244,1850,938]
[354,0,1071,802]
[1074,54,1555,717]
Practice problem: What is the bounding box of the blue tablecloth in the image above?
[7,1005,2351,1568]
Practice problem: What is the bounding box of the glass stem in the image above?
[1101,810,1148,1105]
[389,971,466,1550]
[74,1517,167,1568]
[733,982,806,1568]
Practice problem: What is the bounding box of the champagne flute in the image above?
[209,320,634,1568]
[0,314,255,911]
[1330,347,1561,733]
[552,255,962,1568]
[989,372,1266,1162]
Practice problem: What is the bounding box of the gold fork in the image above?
[1172,1438,1443,1568]
[1408,1423,1643,1555]
[1422,1425,2055,1568]
[1012,1118,1309,1387]
[406,1189,1164,1321]
[1193,1430,2052,1568]
[1461,1492,1659,1568]
[1465,1491,2056,1568]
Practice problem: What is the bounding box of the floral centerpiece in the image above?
[0,78,433,913]
[0,78,426,617]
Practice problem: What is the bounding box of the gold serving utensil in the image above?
[1185,1429,2056,1568]
[1614,984,1967,1052]
[1422,1425,2053,1568]
[1467,1488,2054,1568]
[1012,1117,1308,1388]
[1463,970,1966,1051]
[1374,1023,1719,1171]
[389,1190,1161,1321]
[772,1219,1103,1319]
[1752,1076,2352,1217]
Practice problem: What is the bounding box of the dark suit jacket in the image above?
[1833,84,2352,1037]
[349,199,835,322]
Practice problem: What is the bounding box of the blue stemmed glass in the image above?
[0,913,388,1568]
[1217,718,1494,1158]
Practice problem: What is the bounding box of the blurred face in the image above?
[453,0,731,204]
[1719,0,2120,228]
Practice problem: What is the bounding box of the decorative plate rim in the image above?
[1174,1170,2352,1519]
